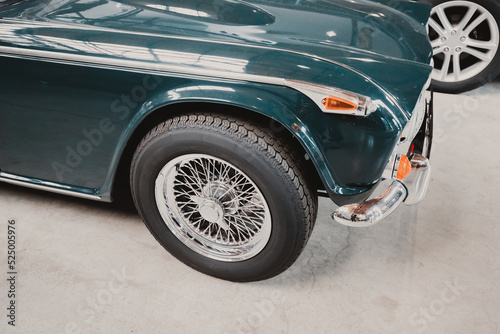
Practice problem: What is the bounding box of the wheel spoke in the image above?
[232,217,253,236]
[464,12,488,36]
[463,46,493,62]
[431,38,445,48]
[439,52,452,81]
[217,180,251,202]
[456,6,477,31]
[183,163,205,189]
[429,17,446,38]
[222,188,252,203]
[238,199,265,212]
[231,218,248,242]
[214,225,223,241]
[433,45,446,55]
[191,217,204,228]
[465,39,498,51]
[435,7,454,32]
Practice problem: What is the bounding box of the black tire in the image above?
[427,0,500,93]
[130,113,317,282]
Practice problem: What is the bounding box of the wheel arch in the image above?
[107,99,326,206]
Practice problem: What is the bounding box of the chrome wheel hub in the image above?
[429,1,499,82]
[202,181,239,214]
[198,200,224,224]
[155,154,271,262]
[191,196,229,230]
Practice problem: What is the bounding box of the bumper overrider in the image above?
[333,93,433,227]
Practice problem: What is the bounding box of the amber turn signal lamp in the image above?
[321,96,357,111]
[396,155,412,180]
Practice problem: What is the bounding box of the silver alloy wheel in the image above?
[429,1,499,83]
[155,154,272,262]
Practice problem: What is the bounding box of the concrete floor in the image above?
[1,82,500,334]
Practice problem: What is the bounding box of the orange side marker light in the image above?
[322,96,357,111]
[396,155,412,180]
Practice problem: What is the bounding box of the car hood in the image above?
[11,0,432,62]
[1,0,433,114]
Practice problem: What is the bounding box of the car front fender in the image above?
[101,79,402,203]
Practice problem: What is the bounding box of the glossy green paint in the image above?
[0,0,433,202]
[370,0,432,23]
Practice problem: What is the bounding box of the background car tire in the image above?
[130,113,318,282]
[427,0,500,93]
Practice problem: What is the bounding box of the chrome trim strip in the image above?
[0,45,286,87]
[0,18,406,117]
[0,172,102,200]
[0,46,372,117]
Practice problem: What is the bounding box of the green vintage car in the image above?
[0,0,433,281]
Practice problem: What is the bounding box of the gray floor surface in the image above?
[1,83,499,334]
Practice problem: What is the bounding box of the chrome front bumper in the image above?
[332,91,433,228]
[332,154,431,227]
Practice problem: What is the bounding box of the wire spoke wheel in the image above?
[155,154,272,262]
[131,114,317,281]
[429,0,499,85]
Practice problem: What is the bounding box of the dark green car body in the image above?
[0,0,433,204]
